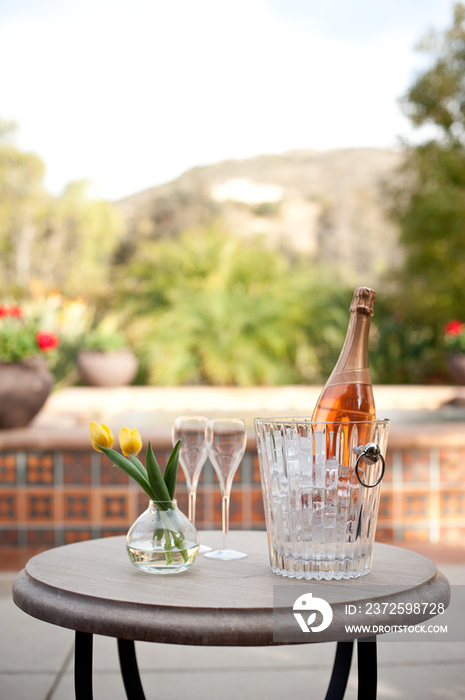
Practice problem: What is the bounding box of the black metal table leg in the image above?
[118,638,147,700]
[357,636,377,700]
[324,641,354,700]
[74,631,94,700]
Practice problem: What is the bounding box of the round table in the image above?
[13,531,450,700]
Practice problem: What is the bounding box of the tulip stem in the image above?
[164,529,174,565]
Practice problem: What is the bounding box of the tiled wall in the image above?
[0,448,265,548]
[1,445,465,548]
[376,447,465,544]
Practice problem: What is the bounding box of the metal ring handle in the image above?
[354,443,385,488]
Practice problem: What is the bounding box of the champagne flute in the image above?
[172,416,212,553]
[204,418,247,560]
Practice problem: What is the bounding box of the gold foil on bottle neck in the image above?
[350,287,376,317]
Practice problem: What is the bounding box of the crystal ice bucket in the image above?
[254,418,389,580]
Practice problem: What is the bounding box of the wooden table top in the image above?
[13,531,450,646]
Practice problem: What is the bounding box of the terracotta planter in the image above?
[447,354,465,384]
[77,348,138,387]
[0,357,54,428]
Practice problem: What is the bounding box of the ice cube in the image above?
[313,462,325,489]
[278,475,289,496]
[325,459,339,488]
[289,471,301,492]
[325,512,336,528]
[325,488,337,513]
[287,458,299,474]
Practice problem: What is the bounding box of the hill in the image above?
[114,147,404,287]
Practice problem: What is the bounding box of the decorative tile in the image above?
[202,461,214,484]
[63,452,92,485]
[0,454,16,484]
[252,455,262,484]
[0,529,19,545]
[137,491,149,515]
[171,481,188,502]
[382,451,393,483]
[26,454,54,484]
[440,491,465,518]
[233,462,244,485]
[402,492,430,519]
[26,491,55,521]
[63,491,91,521]
[401,528,430,543]
[212,490,244,525]
[64,529,92,544]
[175,491,189,518]
[101,492,129,522]
[101,528,127,538]
[101,455,129,485]
[4,443,465,555]
[377,493,393,522]
[440,527,465,543]
[177,464,187,484]
[197,462,207,484]
[26,529,55,546]
[176,462,208,485]
[0,492,17,521]
[228,490,244,525]
[374,527,393,543]
[251,488,266,524]
[193,488,207,525]
[401,450,430,483]
[212,491,222,526]
[177,460,208,484]
[439,449,465,483]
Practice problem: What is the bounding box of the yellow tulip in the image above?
[89,422,115,452]
[119,427,143,457]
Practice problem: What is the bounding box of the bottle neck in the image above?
[327,311,371,386]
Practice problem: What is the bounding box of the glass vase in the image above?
[126,499,200,574]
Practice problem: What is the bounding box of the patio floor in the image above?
[2,553,464,700]
[2,384,465,698]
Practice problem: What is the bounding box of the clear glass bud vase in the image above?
[126,499,200,574]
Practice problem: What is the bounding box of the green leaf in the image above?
[164,439,181,499]
[128,454,148,480]
[98,445,155,500]
[146,442,172,507]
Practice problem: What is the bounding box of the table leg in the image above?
[357,636,377,700]
[74,631,94,700]
[324,641,354,700]
[118,639,147,700]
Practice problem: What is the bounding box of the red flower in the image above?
[444,320,464,337]
[36,330,60,351]
[0,304,22,318]
[8,306,22,318]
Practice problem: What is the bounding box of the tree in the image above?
[401,3,465,142]
[0,120,47,291]
[385,3,465,381]
[0,121,124,300]
[35,180,124,299]
[117,224,345,386]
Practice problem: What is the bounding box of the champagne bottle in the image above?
[312,286,376,426]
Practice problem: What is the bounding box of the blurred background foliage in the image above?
[1,4,465,387]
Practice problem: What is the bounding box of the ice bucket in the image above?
[254,418,389,580]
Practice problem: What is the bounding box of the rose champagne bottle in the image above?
[312,287,376,456]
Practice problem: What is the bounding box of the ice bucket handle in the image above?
[354,443,385,488]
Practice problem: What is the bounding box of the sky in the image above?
[0,0,456,201]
